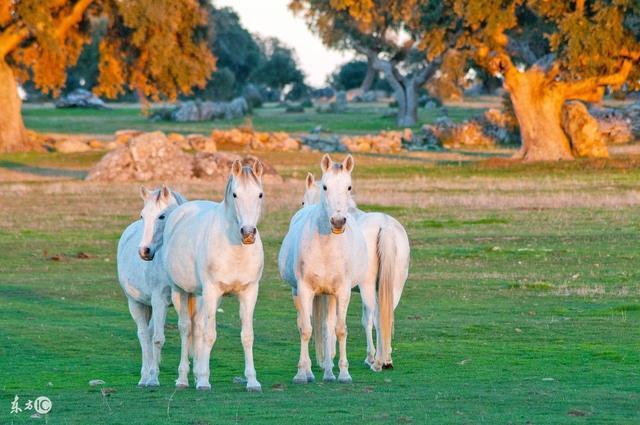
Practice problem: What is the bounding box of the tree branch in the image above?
[0,0,94,60]
[560,60,633,100]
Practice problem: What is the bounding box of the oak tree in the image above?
[0,0,215,151]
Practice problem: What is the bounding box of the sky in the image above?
[215,0,354,87]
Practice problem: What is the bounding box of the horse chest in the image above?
[206,243,263,289]
[299,234,351,292]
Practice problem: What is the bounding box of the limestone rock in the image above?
[55,89,107,109]
[54,139,91,153]
[86,131,193,181]
[562,101,608,158]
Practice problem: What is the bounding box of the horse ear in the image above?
[253,160,264,178]
[320,154,332,173]
[343,154,354,173]
[231,160,242,177]
[305,172,315,189]
[160,184,171,201]
[140,186,150,200]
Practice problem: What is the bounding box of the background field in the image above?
[1,148,639,424]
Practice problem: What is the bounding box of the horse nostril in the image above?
[240,226,257,237]
[330,217,346,228]
[143,247,151,255]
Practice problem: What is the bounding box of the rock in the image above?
[342,130,408,153]
[334,91,348,112]
[300,134,346,152]
[166,98,249,122]
[86,131,193,181]
[440,121,496,150]
[589,106,634,144]
[209,129,300,151]
[481,108,520,145]
[193,152,282,183]
[187,134,217,153]
[352,90,384,103]
[403,126,443,151]
[54,139,91,153]
[115,130,143,145]
[86,131,281,182]
[87,139,106,150]
[226,97,249,119]
[55,89,107,109]
[562,101,608,158]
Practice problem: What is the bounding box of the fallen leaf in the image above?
[89,379,105,386]
[457,359,471,365]
[515,328,522,333]
[362,386,374,393]
[233,376,247,384]
[568,409,586,417]
[271,383,286,392]
[76,252,91,259]
[407,315,422,320]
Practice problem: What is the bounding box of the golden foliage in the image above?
[1,0,216,100]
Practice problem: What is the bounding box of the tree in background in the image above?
[419,0,640,161]
[252,37,305,95]
[331,59,376,91]
[290,0,446,127]
[197,5,263,100]
[0,0,215,152]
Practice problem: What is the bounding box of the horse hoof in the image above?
[338,376,353,384]
[323,370,336,383]
[382,363,394,370]
[175,383,188,390]
[306,374,316,383]
[246,384,262,393]
[293,376,309,384]
[196,384,211,391]
[137,383,147,388]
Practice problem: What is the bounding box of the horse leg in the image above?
[238,283,261,392]
[359,280,377,369]
[322,294,337,382]
[194,285,222,390]
[127,298,152,387]
[172,289,191,388]
[146,289,169,387]
[293,285,315,384]
[336,285,352,384]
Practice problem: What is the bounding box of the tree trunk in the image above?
[396,81,419,127]
[506,69,573,161]
[359,57,375,93]
[0,59,27,152]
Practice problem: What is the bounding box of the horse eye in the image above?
[348,186,352,191]
[158,214,165,220]
[259,193,263,199]
[302,201,305,206]
[323,185,327,191]
[140,215,143,219]
[233,193,237,198]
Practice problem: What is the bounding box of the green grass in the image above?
[1,156,639,424]
[22,102,483,136]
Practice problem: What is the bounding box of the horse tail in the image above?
[187,294,197,358]
[377,224,397,367]
[313,294,327,367]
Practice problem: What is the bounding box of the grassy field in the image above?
[22,101,488,136]
[1,149,639,424]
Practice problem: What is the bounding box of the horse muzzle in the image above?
[240,226,257,245]
[138,246,154,261]
[330,216,346,234]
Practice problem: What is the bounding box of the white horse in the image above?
[117,185,188,387]
[279,154,368,384]
[162,160,265,392]
[302,171,410,371]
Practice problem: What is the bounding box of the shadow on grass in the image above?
[0,160,87,179]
